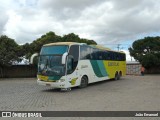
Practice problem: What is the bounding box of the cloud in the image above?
[4,8,67,44]
[122,50,135,61]
[0,11,8,35]
[38,0,102,19]
[1,0,160,48]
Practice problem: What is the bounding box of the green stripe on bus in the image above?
[90,60,103,77]
[97,61,108,77]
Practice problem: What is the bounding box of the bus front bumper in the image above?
[37,80,66,88]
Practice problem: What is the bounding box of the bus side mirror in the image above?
[62,52,68,64]
[30,53,39,64]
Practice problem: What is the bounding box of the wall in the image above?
[0,65,37,78]
[1,63,158,78]
[126,63,142,75]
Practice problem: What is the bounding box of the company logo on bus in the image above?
[108,62,119,66]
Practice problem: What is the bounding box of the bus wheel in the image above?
[79,76,88,88]
[119,71,122,79]
[114,72,119,80]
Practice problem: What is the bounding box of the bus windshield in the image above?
[38,55,65,76]
[40,45,68,55]
[38,45,68,76]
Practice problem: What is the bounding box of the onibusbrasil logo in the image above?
[2,112,42,117]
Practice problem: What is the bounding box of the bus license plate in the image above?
[46,84,51,86]
[39,75,48,81]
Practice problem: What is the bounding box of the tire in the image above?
[119,71,122,80]
[117,74,120,80]
[79,76,88,88]
[114,72,119,80]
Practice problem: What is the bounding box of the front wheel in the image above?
[79,76,88,88]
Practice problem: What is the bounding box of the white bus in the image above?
[36,42,126,91]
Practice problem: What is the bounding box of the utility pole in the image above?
[117,44,121,51]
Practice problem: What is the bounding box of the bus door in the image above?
[66,45,79,86]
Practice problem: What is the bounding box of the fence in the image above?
[0,65,37,78]
[0,63,158,78]
[0,64,142,78]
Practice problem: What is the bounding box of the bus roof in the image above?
[90,45,111,51]
[43,42,125,54]
[43,42,80,46]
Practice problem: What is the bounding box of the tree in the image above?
[62,33,81,42]
[28,31,61,55]
[62,33,97,44]
[129,37,160,69]
[24,31,97,58]
[0,35,22,66]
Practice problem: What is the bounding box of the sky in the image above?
[1,0,160,61]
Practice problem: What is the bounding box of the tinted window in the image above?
[41,45,68,55]
[120,53,126,61]
[91,48,98,60]
[69,45,79,62]
[68,45,79,73]
[80,45,126,61]
[80,45,92,59]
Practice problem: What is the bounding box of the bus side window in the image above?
[68,45,79,74]
[99,51,103,60]
[119,53,123,61]
[67,55,74,74]
[80,46,86,59]
[115,53,119,61]
[106,52,110,60]
[80,45,92,60]
[107,51,110,60]
[110,52,115,60]
[123,53,126,61]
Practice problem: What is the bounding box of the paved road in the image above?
[0,75,160,119]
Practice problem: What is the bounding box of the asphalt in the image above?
[0,75,160,120]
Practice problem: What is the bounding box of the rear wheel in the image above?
[114,72,119,80]
[119,71,122,80]
[79,76,88,88]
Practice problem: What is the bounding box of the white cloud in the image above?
[0,1,11,34]
[0,0,160,49]
[122,50,135,61]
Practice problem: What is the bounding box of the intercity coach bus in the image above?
[34,42,126,91]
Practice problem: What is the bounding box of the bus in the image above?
[34,42,126,91]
